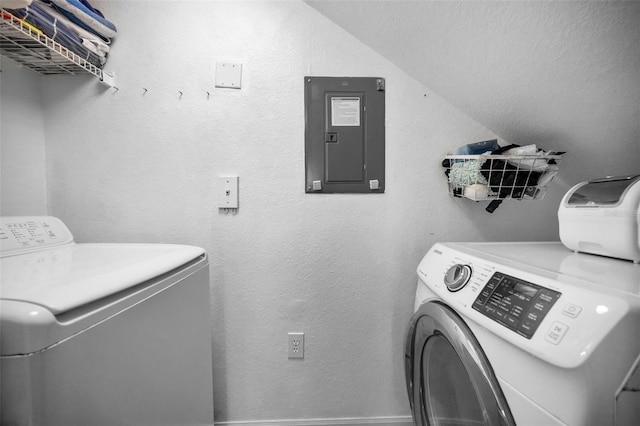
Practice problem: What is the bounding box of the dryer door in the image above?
[404,301,515,426]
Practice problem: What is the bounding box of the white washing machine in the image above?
[405,241,640,426]
[0,216,214,426]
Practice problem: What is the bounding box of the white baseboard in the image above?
[214,416,413,426]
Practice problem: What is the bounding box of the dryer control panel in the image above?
[472,272,561,339]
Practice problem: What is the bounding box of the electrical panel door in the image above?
[305,77,385,193]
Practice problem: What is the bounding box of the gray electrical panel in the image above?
[304,77,385,193]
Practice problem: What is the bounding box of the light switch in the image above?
[215,62,242,89]
[218,176,239,209]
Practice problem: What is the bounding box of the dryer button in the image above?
[545,321,569,345]
[562,303,582,318]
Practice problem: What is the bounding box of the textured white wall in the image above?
[0,0,571,423]
[307,1,640,186]
[0,60,47,215]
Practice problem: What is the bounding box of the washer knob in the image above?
[444,264,472,292]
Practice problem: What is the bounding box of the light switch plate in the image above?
[218,176,239,209]
[215,62,242,89]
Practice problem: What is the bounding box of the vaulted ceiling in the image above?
[306,1,640,180]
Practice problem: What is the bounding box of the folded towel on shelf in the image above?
[8,1,103,67]
[39,0,109,60]
[47,0,116,39]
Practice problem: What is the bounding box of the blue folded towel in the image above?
[47,0,116,39]
[9,1,102,66]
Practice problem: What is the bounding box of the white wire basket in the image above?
[443,154,563,201]
[0,8,102,77]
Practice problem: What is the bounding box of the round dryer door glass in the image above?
[404,301,515,426]
[422,335,484,425]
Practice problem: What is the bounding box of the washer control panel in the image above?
[0,216,74,257]
[416,241,634,368]
[472,271,562,339]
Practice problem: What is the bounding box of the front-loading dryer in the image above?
[405,241,640,426]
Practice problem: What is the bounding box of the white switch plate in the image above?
[218,176,239,208]
[215,62,242,89]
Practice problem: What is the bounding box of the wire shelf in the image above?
[0,8,102,78]
[443,154,563,201]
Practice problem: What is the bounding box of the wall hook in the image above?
[143,88,148,95]
[179,91,183,98]
[113,87,119,93]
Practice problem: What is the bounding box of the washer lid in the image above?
[0,243,205,315]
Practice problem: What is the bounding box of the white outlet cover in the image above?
[288,332,304,359]
[215,62,242,89]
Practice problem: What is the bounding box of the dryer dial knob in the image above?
[444,264,472,292]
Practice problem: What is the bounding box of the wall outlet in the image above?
[288,332,304,359]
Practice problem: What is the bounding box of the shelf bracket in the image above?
[100,70,115,88]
